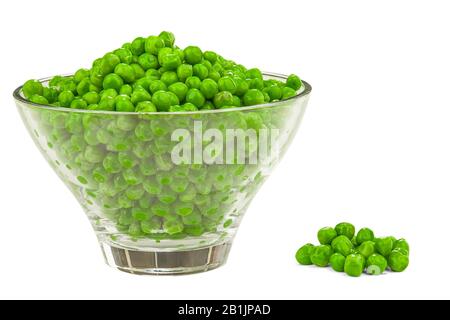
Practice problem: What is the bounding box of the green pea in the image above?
[29,94,48,105]
[375,237,394,257]
[263,85,282,101]
[394,238,410,253]
[152,90,179,111]
[115,98,135,112]
[203,51,217,63]
[208,70,221,82]
[388,250,409,272]
[213,91,234,108]
[185,76,202,89]
[193,63,209,80]
[317,226,338,245]
[149,80,167,94]
[161,52,181,70]
[70,98,87,109]
[114,63,135,83]
[295,243,315,265]
[310,245,332,267]
[23,79,43,99]
[243,89,265,106]
[217,76,237,94]
[357,241,376,258]
[356,228,375,245]
[185,88,205,107]
[246,68,263,80]
[366,253,388,275]
[58,90,75,107]
[282,86,297,99]
[183,46,203,64]
[234,77,249,97]
[249,78,264,91]
[160,71,178,86]
[103,73,123,91]
[168,82,189,101]
[130,37,146,56]
[97,96,115,111]
[83,91,100,105]
[330,253,346,272]
[145,36,165,55]
[42,87,59,104]
[331,235,353,256]
[74,68,90,83]
[135,101,157,113]
[286,74,302,90]
[131,63,145,79]
[177,64,193,82]
[159,31,175,47]
[335,222,355,240]
[131,89,151,105]
[344,254,365,277]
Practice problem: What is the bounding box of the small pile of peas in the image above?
[295,223,409,277]
[21,31,303,112]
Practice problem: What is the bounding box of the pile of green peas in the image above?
[22,31,303,112]
[295,223,410,277]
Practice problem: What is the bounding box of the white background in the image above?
[1,0,449,300]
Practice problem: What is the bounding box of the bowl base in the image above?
[100,241,232,275]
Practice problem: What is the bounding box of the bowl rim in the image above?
[13,72,311,115]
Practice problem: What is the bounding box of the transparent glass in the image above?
[14,73,311,275]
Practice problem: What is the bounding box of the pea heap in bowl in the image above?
[22,31,302,111]
[15,31,311,274]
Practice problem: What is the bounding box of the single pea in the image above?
[249,78,264,91]
[295,243,315,265]
[335,222,355,240]
[135,101,157,112]
[286,74,303,90]
[114,63,135,83]
[82,91,99,105]
[344,254,365,277]
[152,90,180,111]
[131,89,152,105]
[246,68,263,80]
[392,247,409,257]
[183,46,203,64]
[185,76,202,89]
[103,53,121,72]
[160,71,179,86]
[23,80,43,99]
[394,238,410,253]
[366,253,388,275]
[201,101,214,110]
[103,73,123,91]
[388,250,409,272]
[42,87,59,103]
[159,31,175,47]
[70,98,88,109]
[119,84,133,96]
[234,77,249,97]
[161,53,182,70]
[218,76,237,94]
[149,80,167,94]
[58,90,75,107]
[331,235,353,256]
[168,82,189,101]
[357,241,376,258]
[97,96,115,111]
[282,86,297,100]
[73,68,90,83]
[29,94,49,105]
[138,53,159,71]
[243,89,265,106]
[145,35,165,55]
[115,98,135,112]
[181,102,199,111]
[330,253,346,272]
[131,37,146,56]
[177,64,193,82]
[317,227,338,245]
[131,63,145,79]
[208,70,221,82]
[185,88,205,108]
[213,91,234,108]
[263,85,282,101]
[375,237,394,257]
[310,245,333,267]
[200,78,219,99]
[356,227,375,245]
[193,63,209,80]
[203,51,217,63]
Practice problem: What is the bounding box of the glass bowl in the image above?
[13,72,311,275]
